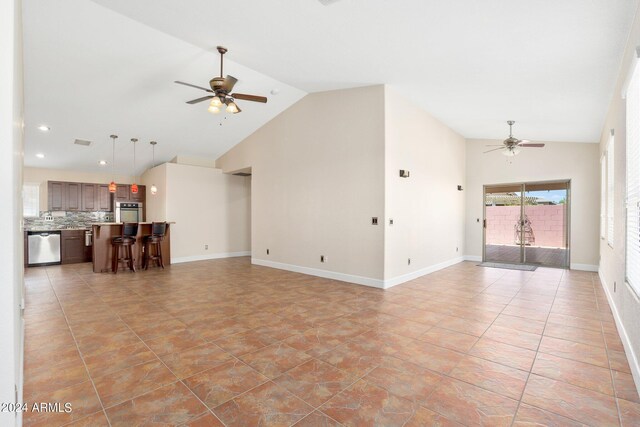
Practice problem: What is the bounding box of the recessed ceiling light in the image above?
[37,125,50,132]
[270,88,281,95]
[98,160,107,166]
[35,153,45,158]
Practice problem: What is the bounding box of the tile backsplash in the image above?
[24,211,114,230]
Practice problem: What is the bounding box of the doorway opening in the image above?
[483,180,570,269]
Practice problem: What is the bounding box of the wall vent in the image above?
[74,139,92,146]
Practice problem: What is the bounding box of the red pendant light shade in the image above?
[131,183,138,194]
[109,181,116,193]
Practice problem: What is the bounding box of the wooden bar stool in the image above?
[143,222,166,270]
[112,222,138,273]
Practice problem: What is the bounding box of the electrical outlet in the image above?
[408,258,411,265]
[372,217,378,225]
[205,244,208,250]
[267,249,270,255]
[320,255,325,263]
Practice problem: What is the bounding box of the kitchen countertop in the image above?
[92,222,176,226]
[25,227,90,232]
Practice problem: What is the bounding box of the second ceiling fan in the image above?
[175,46,267,115]
[484,121,545,156]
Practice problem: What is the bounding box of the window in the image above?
[23,183,40,217]
[607,134,615,247]
[626,62,640,296]
[601,154,606,239]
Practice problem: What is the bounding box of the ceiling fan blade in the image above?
[232,93,268,103]
[484,147,505,154]
[519,143,545,147]
[186,96,214,104]
[222,75,238,92]
[174,81,213,93]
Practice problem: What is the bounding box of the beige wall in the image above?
[23,167,134,210]
[465,139,600,269]
[217,85,386,284]
[598,5,640,392]
[1,0,24,423]
[384,87,466,282]
[141,163,251,262]
[140,163,167,222]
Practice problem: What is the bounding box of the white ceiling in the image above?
[23,0,638,173]
[22,0,305,174]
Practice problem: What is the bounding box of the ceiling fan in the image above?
[174,46,267,115]
[484,121,545,156]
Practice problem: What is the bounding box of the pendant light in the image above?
[130,138,139,194]
[149,141,158,196]
[108,135,118,193]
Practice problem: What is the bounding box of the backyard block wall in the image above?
[486,205,566,248]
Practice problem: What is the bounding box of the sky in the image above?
[523,190,566,204]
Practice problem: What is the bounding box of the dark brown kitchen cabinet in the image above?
[66,183,82,211]
[115,184,145,203]
[48,181,65,211]
[61,230,86,264]
[82,184,97,211]
[97,185,112,211]
[130,185,145,202]
[48,181,114,212]
[115,184,130,201]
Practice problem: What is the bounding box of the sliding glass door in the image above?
[483,181,570,268]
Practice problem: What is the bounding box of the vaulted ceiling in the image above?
[23,0,638,173]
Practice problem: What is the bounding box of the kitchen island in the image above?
[91,222,173,273]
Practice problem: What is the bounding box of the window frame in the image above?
[22,182,40,218]
[625,57,640,298]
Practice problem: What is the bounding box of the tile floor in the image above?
[22,258,640,426]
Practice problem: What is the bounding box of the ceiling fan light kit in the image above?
[175,46,267,116]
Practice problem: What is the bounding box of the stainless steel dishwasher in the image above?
[27,230,61,266]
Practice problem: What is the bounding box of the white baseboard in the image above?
[383,257,466,288]
[251,258,385,288]
[172,251,251,264]
[463,255,482,262]
[251,256,466,289]
[599,271,640,398]
[570,263,599,272]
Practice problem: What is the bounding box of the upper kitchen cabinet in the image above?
[48,181,82,211]
[97,185,112,211]
[48,181,114,212]
[115,184,145,203]
[131,185,145,202]
[115,184,129,201]
[82,184,97,211]
[66,182,82,211]
[48,181,65,211]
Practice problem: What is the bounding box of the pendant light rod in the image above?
[149,141,158,196]
[150,141,157,168]
[109,134,118,193]
[130,138,139,195]
[131,138,138,174]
